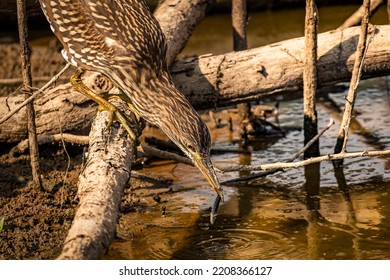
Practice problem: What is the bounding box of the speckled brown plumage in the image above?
[39,0,223,200]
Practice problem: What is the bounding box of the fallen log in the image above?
[172,24,390,110]
[57,108,135,260]
[1,24,390,143]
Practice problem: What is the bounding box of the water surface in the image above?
[105,6,390,260]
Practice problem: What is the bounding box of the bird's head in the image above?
[156,95,224,202]
[177,131,224,203]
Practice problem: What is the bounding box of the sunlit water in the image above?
[105,6,390,260]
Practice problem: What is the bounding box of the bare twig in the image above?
[12,133,89,154]
[0,63,71,126]
[0,76,69,86]
[292,118,334,161]
[221,149,390,173]
[334,0,371,166]
[16,0,42,189]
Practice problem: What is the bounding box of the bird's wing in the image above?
[39,0,114,70]
[80,0,168,72]
[39,0,167,73]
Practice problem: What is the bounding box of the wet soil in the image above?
[0,141,176,260]
[0,142,136,259]
[0,144,84,259]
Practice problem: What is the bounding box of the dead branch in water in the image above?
[221,149,390,173]
[334,0,371,167]
[303,0,319,158]
[220,118,334,184]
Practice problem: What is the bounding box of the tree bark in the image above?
[57,109,134,260]
[154,0,216,66]
[1,25,390,143]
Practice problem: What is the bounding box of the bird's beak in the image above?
[193,154,224,202]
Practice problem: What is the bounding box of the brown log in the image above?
[1,25,390,143]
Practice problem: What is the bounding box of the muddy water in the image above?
[105,6,390,260]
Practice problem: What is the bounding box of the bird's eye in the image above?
[186,144,195,153]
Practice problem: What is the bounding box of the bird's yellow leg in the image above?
[105,92,142,123]
[70,69,140,140]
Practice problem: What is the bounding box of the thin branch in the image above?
[292,118,334,161]
[232,0,251,146]
[0,76,69,86]
[334,0,370,165]
[16,0,42,189]
[221,149,390,173]
[0,63,71,126]
[338,0,383,30]
[12,133,89,154]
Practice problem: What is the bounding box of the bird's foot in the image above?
[97,96,144,142]
[70,69,144,141]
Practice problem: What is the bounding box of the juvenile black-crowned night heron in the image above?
[39,0,223,201]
